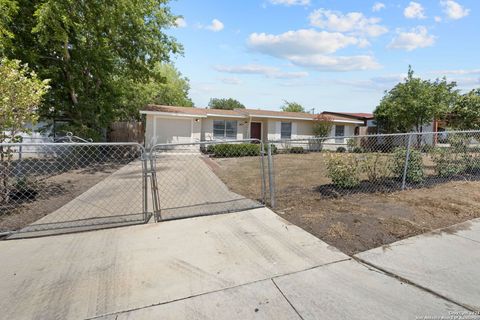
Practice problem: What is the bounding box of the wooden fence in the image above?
[108,122,144,143]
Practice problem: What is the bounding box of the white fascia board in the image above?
[140,111,207,118]
[206,113,247,119]
[332,119,365,125]
[250,115,314,121]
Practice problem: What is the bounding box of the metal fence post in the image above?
[267,143,276,208]
[402,133,413,190]
[149,148,161,222]
[142,151,149,222]
[260,141,267,204]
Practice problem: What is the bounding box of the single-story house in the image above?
[140,105,369,150]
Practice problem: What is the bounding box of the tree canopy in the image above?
[281,100,305,113]
[1,0,183,140]
[374,66,458,133]
[313,114,334,138]
[449,89,480,130]
[208,98,245,110]
[0,58,50,143]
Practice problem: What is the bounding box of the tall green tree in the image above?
[0,58,50,142]
[0,58,50,204]
[449,89,480,130]
[281,100,305,113]
[116,63,193,119]
[1,0,182,140]
[374,66,458,133]
[208,98,245,110]
[149,63,193,107]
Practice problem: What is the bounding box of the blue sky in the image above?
[167,0,479,113]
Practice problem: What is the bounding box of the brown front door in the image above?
[250,122,262,141]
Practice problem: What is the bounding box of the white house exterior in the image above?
[140,105,368,149]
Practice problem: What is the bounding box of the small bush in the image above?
[336,147,346,153]
[352,146,363,153]
[326,154,360,188]
[362,153,392,182]
[264,143,278,155]
[431,147,464,177]
[346,138,357,152]
[209,143,261,157]
[392,147,424,183]
[289,146,305,154]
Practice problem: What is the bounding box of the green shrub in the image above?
[362,153,392,182]
[326,154,360,188]
[352,146,363,153]
[448,135,469,153]
[264,143,278,155]
[392,147,424,183]
[209,143,261,157]
[336,147,346,153]
[431,147,464,177]
[289,146,305,154]
[346,138,357,152]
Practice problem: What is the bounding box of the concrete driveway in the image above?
[9,160,147,238]
[0,207,471,320]
[153,153,262,220]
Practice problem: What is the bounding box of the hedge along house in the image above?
[140,105,368,149]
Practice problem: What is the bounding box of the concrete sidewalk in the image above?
[356,217,480,312]
[1,207,472,320]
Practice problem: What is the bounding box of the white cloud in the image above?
[248,29,359,56]
[372,2,386,12]
[268,0,310,6]
[388,26,436,51]
[286,55,381,72]
[441,0,470,20]
[432,69,480,75]
[247,29,380,71]
[175,17,187,28]
[404,2,427,19]
[334,74,407,90]
[220,77,243,85]
[453,77,480,87]
[309,9,388,37]
[206,19,224,32]
[434,16,443,22]
[214,64,309,79]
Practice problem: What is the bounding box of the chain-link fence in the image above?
[150,140,266,221]
[266,130,480,207]
[0,142,150,238]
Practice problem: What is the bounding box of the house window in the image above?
[335,125,345,143]
[213,120,237,139]
[281,122,292,139]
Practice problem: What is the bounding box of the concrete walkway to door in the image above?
[153,152,262,220]
[0,207,472,319]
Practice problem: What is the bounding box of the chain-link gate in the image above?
[149,139,267,221]
[0,142,151,239]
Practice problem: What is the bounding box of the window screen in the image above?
[281,122,292,139]
[225,121,237,139]
[213,120,225,139]
[335,125,345,143]
[213,120,237,139]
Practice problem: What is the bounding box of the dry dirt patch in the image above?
[0,165,119,232]
[212,153,480,255]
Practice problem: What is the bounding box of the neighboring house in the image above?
[140,105,367,149]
